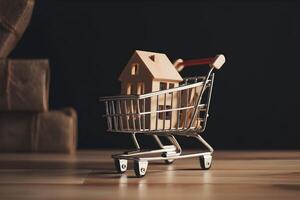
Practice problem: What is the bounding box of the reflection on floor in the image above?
[0,150,299,200]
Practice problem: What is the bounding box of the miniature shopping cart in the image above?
[99,53,225,177]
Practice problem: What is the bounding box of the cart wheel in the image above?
[161,152,174,164]
[164,159,174,164]
[114,159,128,173]
[199,155,212,170]
[133,160,148,178]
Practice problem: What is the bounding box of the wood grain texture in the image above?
[0,150,299,200]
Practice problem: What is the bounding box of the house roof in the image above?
[119,50,183,82]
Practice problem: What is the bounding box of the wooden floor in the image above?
[0,150,299,200]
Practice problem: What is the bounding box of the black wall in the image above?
[11,0,300,149]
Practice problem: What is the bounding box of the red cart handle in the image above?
[174,54,225,72]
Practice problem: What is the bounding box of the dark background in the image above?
[10,0,300,149]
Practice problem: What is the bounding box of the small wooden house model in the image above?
[119,50,183,95]
[119,50,183,130]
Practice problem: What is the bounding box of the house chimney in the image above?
[149,55,155,62]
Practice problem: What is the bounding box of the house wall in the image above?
[120,60,154,130]
[120,58,153,95]
[150,80,179,130]
[120,79,182,131]
[180,84,205,129]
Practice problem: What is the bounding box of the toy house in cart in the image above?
[119,50,186,130]
[100,50,225,177]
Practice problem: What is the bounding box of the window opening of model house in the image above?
[160,82,167,90]
[131,63,139,75]
[137,82,144,95]
[168,83,175,94]
[149,55,155,62]
[158,105,172,120]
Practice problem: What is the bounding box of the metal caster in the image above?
[133,160,148,177]
[161,152,175,164]
[164,159,174,164]
[199,155,212,170]
[114,159,128,173]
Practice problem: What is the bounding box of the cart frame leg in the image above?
[113,134,182,159]
[113,133,213,161]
